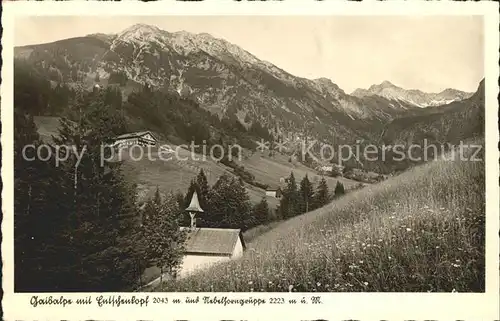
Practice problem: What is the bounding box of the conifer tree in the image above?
[14,110,66,291]
[278,172,299,219]
[15,90,143,291]
[153,186,162,205]
[196,169,210,211]
[252,197,270,226]
[206,174,232,227]
[232,177,253,230]
[140,190,186,283]
[334,181,346,197]
[299,174,314,213]
[175,191,185,210]
[313,177,330,209]
[209,174,252,230]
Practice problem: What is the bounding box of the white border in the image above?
[2,1,499,320]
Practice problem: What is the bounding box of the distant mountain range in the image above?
[14,23,484,148]
[351,80,473,108]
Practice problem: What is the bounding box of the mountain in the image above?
[381,79,484,145]
[14,23,483,154]
[14,23,426,144]
[351,80,473,108]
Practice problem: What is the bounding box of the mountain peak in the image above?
[123,23,160,34]
[351,80,474,107]
[370,80,396,90]
[117,23,162,42]
[314,77,334,85]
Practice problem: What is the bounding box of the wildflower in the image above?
[317,282,321,287]
[406,228,412,232]
[363,282,369,286]
[451,263,460,268]
[359,260,364,264]
[248,281,253,285]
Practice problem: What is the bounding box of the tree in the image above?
[313,177,330,209]
[104,86,123,111]
[334,181,346,197]
[153,186,162,204]
[278,172,300,219]
[232,178,253,230]
[209,174,252,230]
[252,198,270,226]
[196,169,210,210]
[140,190,186,283]
[53,93,142,291]
[14,110,64,291]
[175,191,185,210]
[299,174,314,213]
[14,91,143,291]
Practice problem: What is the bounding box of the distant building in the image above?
[177,192,246,278]
[319,165,333,173]
[111,131,157,148]
[265,187,282,199]
[318,164,344,175]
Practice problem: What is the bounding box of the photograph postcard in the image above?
[1,1,499,320]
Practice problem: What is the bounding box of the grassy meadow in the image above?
[156,151,485,292]
[118,140,360,207]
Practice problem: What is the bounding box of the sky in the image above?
[14,16,484,93]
